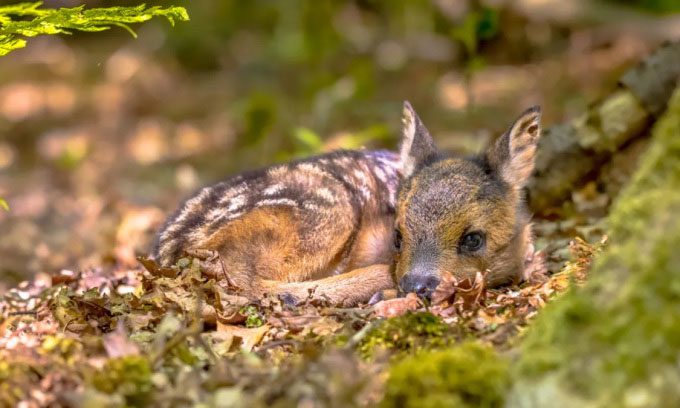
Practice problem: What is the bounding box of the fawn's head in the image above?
[394,102,541,300]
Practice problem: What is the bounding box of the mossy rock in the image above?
[511,86,680,407]
[381,341,509,408]
[357,312,452,358]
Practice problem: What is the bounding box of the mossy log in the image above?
[510,86,680,407]
[381,342,509,408]
[528,41,680,212]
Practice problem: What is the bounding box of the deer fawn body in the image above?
[153,102,542,306]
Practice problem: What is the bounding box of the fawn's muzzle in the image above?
[399,273,440,301]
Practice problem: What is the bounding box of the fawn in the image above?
[152,102,541,306]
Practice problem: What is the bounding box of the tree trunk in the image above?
[528,41,680,212]
[510,85,680,407]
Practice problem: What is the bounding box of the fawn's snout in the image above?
[399,266,440,300]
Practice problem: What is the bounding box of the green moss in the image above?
[358,312,452,358]
[0,361,36,407]
[91,356,153,407]
[40,334,83,364]
[381,341,509,408]
[514,87,680,406]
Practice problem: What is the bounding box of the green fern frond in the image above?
[0,2,189,56]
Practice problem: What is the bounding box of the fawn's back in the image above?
[153,150,401,297]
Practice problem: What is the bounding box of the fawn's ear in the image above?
[487,106,542,189]
[400,101,437,177]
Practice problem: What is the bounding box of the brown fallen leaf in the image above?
[268,314,323,333]
[215,323,269,352]
[216,309,248,325]
[103,325,139,358]
[455,271,485,309]
[51,269,79,286]
[431,271,485,309]
[431,272,458,305]
[137,256,178,278]
[371,293,422,318]
[306,317,344,337]
[212,290,251,324]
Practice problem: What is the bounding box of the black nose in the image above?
[400,274,440,300]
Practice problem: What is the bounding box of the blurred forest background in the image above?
[0,0,678,290]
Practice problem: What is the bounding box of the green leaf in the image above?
[294,127,324,151]
[0,2,189,56]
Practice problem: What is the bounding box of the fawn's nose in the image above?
[399,274,440,301]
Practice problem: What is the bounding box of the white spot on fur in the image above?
[297,163,327,177]
[170,187,211,227]
[205,209,245,228]
[334,156,353,166]
[353,168,368,184]
[206,207,226,222]
[227,195,246,211]
[218,183,248,205]
[263,184,284,196]
[255,198,297,207]
[303,202,321,211]
[315,187,336,204]
[268,165,288,178]
[352,169,372,200]
[374,166,387,183]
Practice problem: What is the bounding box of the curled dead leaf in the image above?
[51,269,79,286]
[431,271,485,309]
[371,293,422,318]
[137,256,177,278]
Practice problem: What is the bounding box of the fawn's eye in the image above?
[460,231,485,253]
[394,229,403,251]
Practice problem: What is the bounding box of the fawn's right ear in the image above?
[487,106,542,190]
[400,101,437,177]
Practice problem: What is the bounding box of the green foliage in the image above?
[358,312,452,358]
[607,0,680,13]
[289,124,391,158]
[381,341,509,408]
[451,6,499,80]
[293,127,324,156]
[241,92,278,147]
[514,87,680,406]
[91,356,153,406]
[451,7,499,58]
[240,304,265,328]
[0,2,188,56]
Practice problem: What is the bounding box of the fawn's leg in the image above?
[259,264,395,307]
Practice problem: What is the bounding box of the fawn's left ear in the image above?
[400,101,438,177]
[487,106,542,189]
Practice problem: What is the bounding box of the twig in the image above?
[255,339,299,355]
[343,319,383,350]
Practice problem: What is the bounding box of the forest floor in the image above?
[0,204,609,406]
